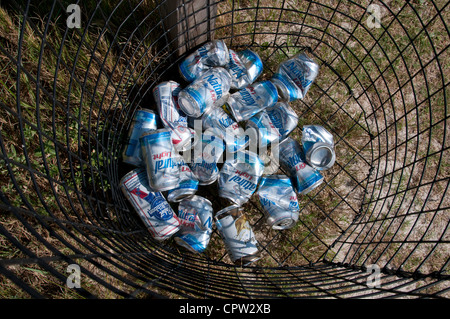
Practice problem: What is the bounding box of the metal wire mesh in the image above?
[0,0,448,298]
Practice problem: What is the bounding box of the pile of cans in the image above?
[119,40,336,266]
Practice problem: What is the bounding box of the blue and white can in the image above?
[178,67,232,118]
[122,109,158,166]
[246,110,282,148]
[227,49,263,89]
[226,80,278,122]
[202,105,249,153]
[301,125,336,170]
[190,134,225,185]
[120,168,180,241]
[271,53,319,101]
[218,150,265,206]
[277,137,324,194]
[179,40,230,82]
[257,175,299,230]
[266,101,298,141]
[174,196,214,253]
[167,155,199,203]
[140,128,180,192]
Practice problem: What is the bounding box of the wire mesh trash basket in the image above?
[0,0,448,299]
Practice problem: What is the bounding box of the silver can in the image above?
[153,81,193,152]
[140,128,180,192]
[179,40,230,82]
[227,49,263,89]
[174,196,214,253]
[271,52,319,101]
[225,80,278,122]
[301,125,336,170]
[167,155,199,203]
[257,175,300,230]
[120,168,180,241]
[190,134,225,185]
[202,105,249,153]
[246,110,282,148]
[122,109,158,166]
[178,67,232,118]
[276,137,324,195]
[218,150,265,206]
[215,205,261,266]
[266,101,298,141]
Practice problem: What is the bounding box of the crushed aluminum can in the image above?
[153,81,194,152]
[276,137,324,195]
[227,49,263,89]
[167,155,199,203]
[271,52,319,101]
[246,109,282,148]
[190,133,225,185]
[266,101,298,141]
[218,150,265,206]
[225,80,278,122]
[301,125,336,170]
[179,40,230,82]
[215,205,261,266]
[202,105,249,153]
[257,175,300,230]
[178,67,232,118]
[174,196,214,253]
[122,109,158,166]
[140,128,180,192]
[120,168,180,240]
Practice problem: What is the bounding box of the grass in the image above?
[0,0,449,298]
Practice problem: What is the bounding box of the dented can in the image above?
[218,150,265,206]
[246,109,282,148]
[120,168,180,240]
[167,155,199,203]
[271,53,319,101]
[202,105,249,153]
[301,125,336,170]
[215,205,261,266]
[190,134,225,185]
[122,109,158,166]
[266,101,298,141]
[227,49,263,89]
[140,128,180,192]
[277,137,324,194]
[226,80,278,122]
[257,175,300,230]
[174,196,214,253]
[153,81,193,152]
[178,67,232,118]
[179,40,230,82]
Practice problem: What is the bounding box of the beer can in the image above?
[122,109,158,166]
[140,128,180,192]
[179,40,230,82]
[174,196,214,253]
[178,67,232,118]
[153,81,193,152]
[120,168,180,240]
[218,150,265,206]
[276,137,324,195]
[167,155,199,203]
[271,53,319,101]
[226,80,278,122]
[301,125,336,170]
[257,175,300,230]
[215,205,261,266]
[246,109,282,148]
[202,105,249,153]
[266,101,298,141]
[190,134,225,185]
[227,49,263,89]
